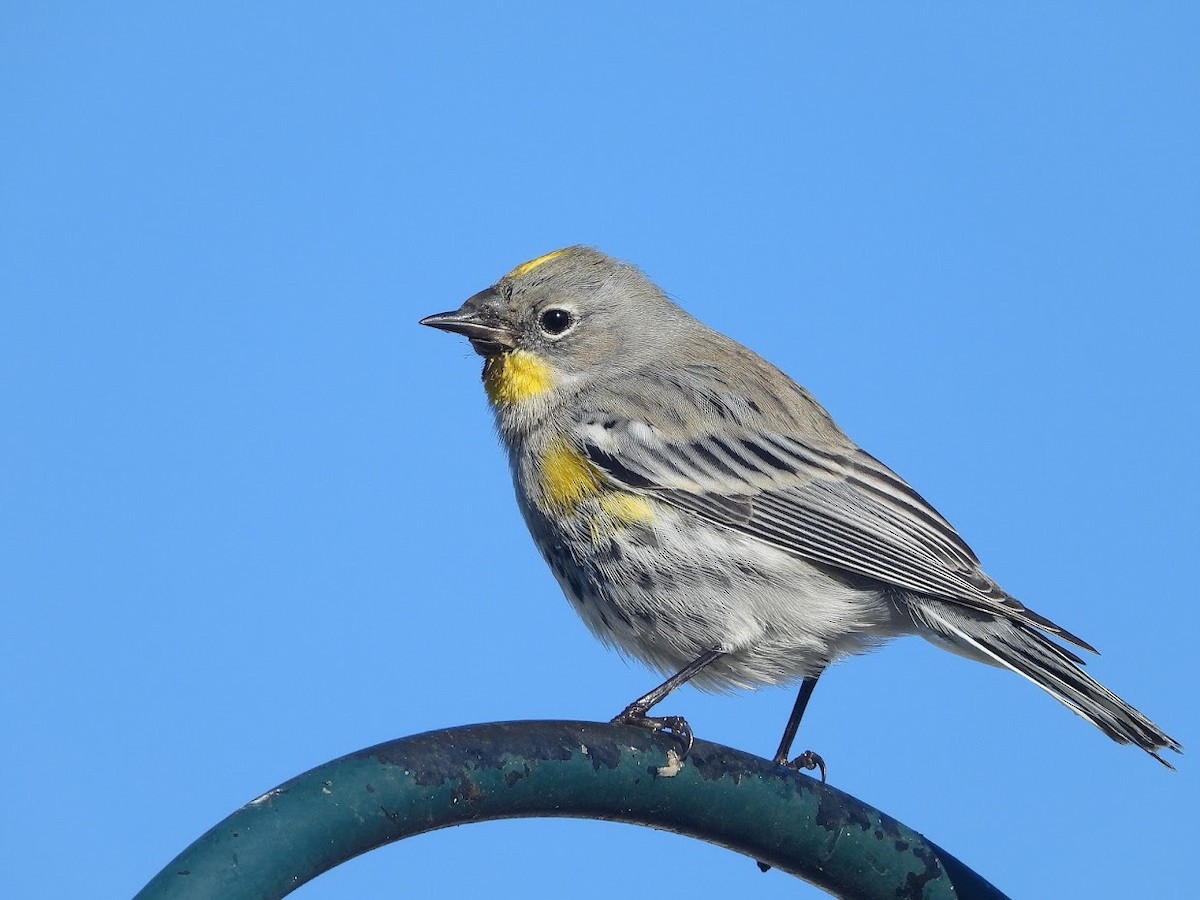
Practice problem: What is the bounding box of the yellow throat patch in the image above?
[507,249,568,280]
[483,350,554,406]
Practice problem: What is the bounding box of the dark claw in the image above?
[787,749,827,783]
[657,716,694,757]
[611,708,695,758]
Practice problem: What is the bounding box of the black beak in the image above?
[420,294,517,356]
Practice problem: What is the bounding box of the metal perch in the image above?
[135,720,1007,899]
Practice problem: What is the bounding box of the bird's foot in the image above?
[611,706,695,758]
[776,749,826,783]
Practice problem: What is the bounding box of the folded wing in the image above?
[574,404,1095,654]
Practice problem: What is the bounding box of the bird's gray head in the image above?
[421,246,686,410]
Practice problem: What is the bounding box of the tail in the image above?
[910,600,1182,767]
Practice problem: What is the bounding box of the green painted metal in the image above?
[135,720,1008,899]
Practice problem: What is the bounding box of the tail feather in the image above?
[912,601,1182,767]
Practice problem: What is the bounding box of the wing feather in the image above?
[575,407,1095,652]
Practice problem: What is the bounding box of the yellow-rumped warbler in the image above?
[421,246,1180,771]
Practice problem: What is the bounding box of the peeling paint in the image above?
[653,748,685,777]
[248,788,286,807]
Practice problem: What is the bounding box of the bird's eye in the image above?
[539,308,575,336]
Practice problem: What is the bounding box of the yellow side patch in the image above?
[540,439,603,511]
[598,492,657,525]
[538,439,658,532]
[483,350,554,406]
[507,249,568,280]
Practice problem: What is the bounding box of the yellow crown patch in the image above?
[507,249,568,280]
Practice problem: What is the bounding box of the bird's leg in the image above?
[772,673,826,782]
[756,673,827,874]
[612,649,725,757]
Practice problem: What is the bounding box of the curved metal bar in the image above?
[135,720,1007,899]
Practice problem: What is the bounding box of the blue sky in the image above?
[4,4,1197,897]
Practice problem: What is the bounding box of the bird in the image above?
[421,245,1181,773]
